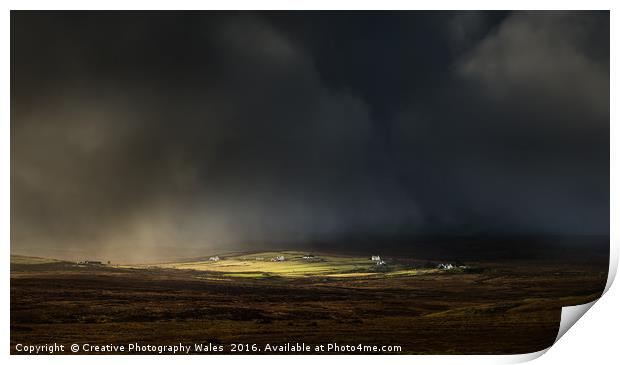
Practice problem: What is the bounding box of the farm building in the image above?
[208,256,220,262]
[77,260,103,266]
[302,254,315,260]
[437,263,455,270]
[271,255,286,262]
[371,255,381,261]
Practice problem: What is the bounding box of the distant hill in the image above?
[10,255,66,265]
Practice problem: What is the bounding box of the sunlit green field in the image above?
[10,252,450,279]
[125,251,442,278]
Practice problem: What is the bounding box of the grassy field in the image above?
[10,251,607,354]
[125,251,445,278]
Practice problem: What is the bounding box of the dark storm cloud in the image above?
[12,12,422,260]
[11,11,609,261]
[459,11,609,120]
[393,11,609,236]
[445,11,493,53]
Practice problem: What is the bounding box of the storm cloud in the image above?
[11,11,609,261]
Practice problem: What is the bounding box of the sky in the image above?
[11,11,610,261]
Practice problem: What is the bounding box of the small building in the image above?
[437,263,455,270]
[371,255,381,261]
[208,256,220,262]
[271,255,285,262]
[302,254,315,260]
[376,260,386,266]
[77,260,103,266]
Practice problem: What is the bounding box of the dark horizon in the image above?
[11,11,610,261]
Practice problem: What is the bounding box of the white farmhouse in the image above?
[371,255,381,261]
[208,256,220,262]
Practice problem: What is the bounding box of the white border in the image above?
[3,2,617,364]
